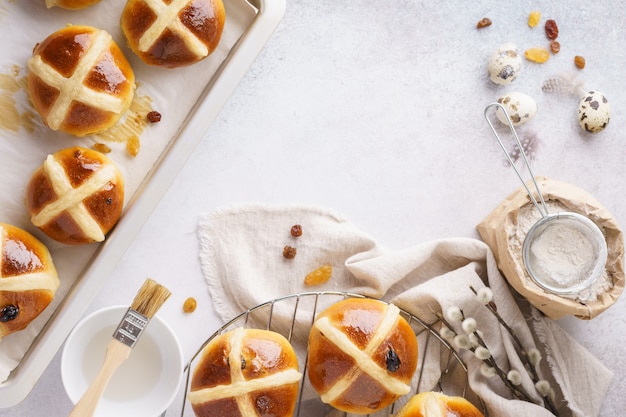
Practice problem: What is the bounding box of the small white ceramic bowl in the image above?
[62,305,184,417]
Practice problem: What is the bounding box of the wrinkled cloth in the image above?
[198,204,612,417]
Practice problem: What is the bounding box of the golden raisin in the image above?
[93,143,111,154]
[550,40,561,54]
[528,11,541,28]
[304,264,332,286]
[290,224,302,237]
[544,19,559,40]
[574,55,586,69]
[126,135,140,157]
[524,47,550,63]
[183,297,197,313]
[476,18,492,29]
[283,245,297,259]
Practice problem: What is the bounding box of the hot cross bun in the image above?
[44,0,102,9]
[120,0,226,68]
[0,223,59,339]
[26,147,125,245]
[307,298,419,414]
[27,25,135,137]
[188,328,302,417]
[395,392,484,417]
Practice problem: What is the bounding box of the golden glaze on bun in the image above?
[26,147,124,245]
[45,0,102,9]
[120,0,226,68]
[0,223,59,338]
[307,298,418,414]
[188,328,302,417]
[27,25,135,137]
[395,392,484,417]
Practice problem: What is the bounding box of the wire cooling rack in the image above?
[178,291,486,416]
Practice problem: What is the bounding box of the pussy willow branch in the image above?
[437,311,535,403]
[469,286,559,415]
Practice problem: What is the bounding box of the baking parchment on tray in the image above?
[0,0,285,407]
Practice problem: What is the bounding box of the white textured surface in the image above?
[3,0,625,416]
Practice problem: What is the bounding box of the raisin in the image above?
[304,264,332,286]
[0,305,19,322]
[545,19,559,40]
[549,41,561,54]
[290,224,302,237]
[183,297,197,313]
[528,11,541,28]
[524,47,550,63]
[386,348,401,372]
[241,357,247,370]
[574,55,586,69]
[93,143,111,154]
[126,135,140,157]
[476,18,492,29]
[147,111,162,123]
[283,245,297,259]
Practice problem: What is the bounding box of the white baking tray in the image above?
[0,0,285,407]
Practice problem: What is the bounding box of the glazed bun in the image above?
[120,0,226,68]
[45,0,101,9]
[26,147,125,245]
[188,328,302,417]
[395,392,484,417]
[0,223,59,338]
[27,25,135,137]
[307,298,418,414]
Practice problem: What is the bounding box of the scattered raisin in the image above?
[126,135,140,157]
[183,297,197,313]
[544,19,559,40]
[524,47,550,63]
[283,245,297,259]
[304,264,332,286]
[574,55,586,69]
[386,348,401,372]
[476,18,492,29]
[290,224,302,237]
[0,305,19,322]
[549,40,561,54]
[93,143,111,154]
[528,11,541,28]
[147,111,162,123]
[240,357,247,370]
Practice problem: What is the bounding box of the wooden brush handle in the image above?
[69,338,132,417]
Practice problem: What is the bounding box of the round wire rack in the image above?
[177,291,486,416]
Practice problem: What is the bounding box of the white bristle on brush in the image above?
[68,278,171,417]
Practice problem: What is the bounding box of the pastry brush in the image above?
[68,278,171,417]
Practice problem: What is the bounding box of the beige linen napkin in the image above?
[197,204,612,417]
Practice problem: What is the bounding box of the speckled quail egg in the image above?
[495,92,537,126]
[578,91,610,133]
[488,43,522,85]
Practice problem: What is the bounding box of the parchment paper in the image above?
[0,0,256,383]
[477,178,624,320]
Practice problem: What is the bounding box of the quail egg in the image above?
[496,92,537,126]
[578,91,610,133]
[488,43,522,85]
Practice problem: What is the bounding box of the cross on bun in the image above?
[44,0,102,9]
[26,147,125,245]
[188,328,302,417]
[0,223,59,339]
[307,298,419,414]
[395,392,484,417]
[27,25,135,137]
[120,0,226,68]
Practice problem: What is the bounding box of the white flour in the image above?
[508,200,612,302]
